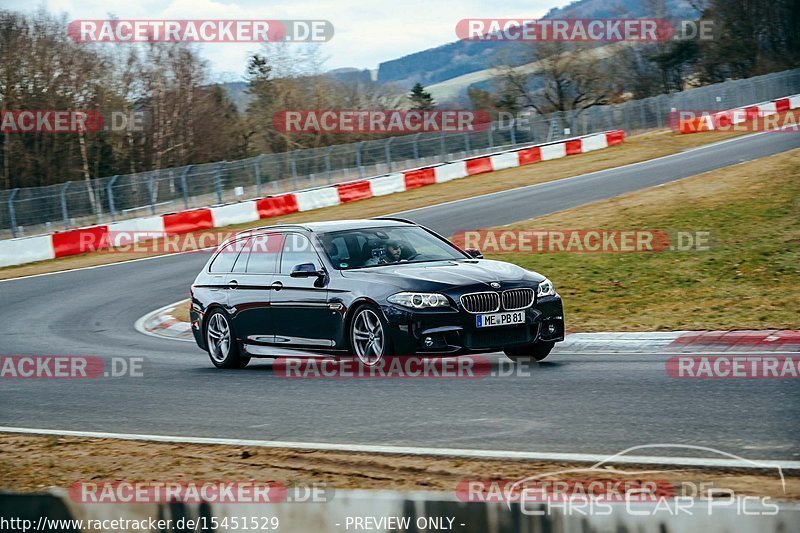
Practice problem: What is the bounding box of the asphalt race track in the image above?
[1,131,798,461]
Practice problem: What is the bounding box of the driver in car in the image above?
[365,239,403,265]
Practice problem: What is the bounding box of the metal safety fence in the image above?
[1,68,798,239]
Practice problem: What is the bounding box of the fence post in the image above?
[147,172,157,215]
[655,97,663,129]
[510,118,517,145]
[180,165,192,209]
[107,175,119,222]
[290,151,299,187]
[488,125,494,149]
[254,157,264,197]
[412,133,421,160]
[325,146,334,183]
[639,101,647,132]
[463,131,471,154]
[8,188,19,238]
[622,105,630,133]
[214,162,225,204]
[439,131,446,159]
[384,137,394,172]
[355,142,365,178]
[60,182,71,228]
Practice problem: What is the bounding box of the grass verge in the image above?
[486,148,800,331]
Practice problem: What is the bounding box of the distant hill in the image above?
[375,0,698,91]
[326,67,374,85]
[223,0,700,110]
[222,81,252,112]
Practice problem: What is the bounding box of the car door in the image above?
[226,233,283,345]
[269,232,339,348]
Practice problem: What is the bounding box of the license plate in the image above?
[476,311,525,328]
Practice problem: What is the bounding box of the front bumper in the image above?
[382,295,565,355]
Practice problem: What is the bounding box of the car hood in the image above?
[340,259,545,290]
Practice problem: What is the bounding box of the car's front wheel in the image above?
[504,341,555,362]
[350,304,391,366]
[205,309,250,369]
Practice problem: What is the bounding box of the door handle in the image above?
[271,280,283,291]
[228,280,238,289]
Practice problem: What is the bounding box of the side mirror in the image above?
[464,248,484,259]
[290,263,325,278]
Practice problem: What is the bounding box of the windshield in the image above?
[319,226,467,270]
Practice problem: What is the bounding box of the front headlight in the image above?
[537,278,556,298]
[388,292,450,309]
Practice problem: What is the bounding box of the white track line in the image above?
[1,426,798,470]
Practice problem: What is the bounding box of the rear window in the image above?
[209,241,244,273]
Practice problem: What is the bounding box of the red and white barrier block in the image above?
[0,130,625,268]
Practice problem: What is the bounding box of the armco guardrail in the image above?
[1,68,798,240]
[0,131,623,268]
[2,488,799,533]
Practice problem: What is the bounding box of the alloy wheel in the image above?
[206,312,231,363]
[352,308,385,366]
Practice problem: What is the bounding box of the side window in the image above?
[231,238,251,273]
[209,241,242,273]
[325,236,349,262]
[246,233,283,273]
[280,234,321,274]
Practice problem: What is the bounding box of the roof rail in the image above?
[235,223,312,235]
[370,216,417,225]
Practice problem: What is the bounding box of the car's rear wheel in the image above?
[504,341,555,362]
[350,305,391,366]
[205,309,250,369]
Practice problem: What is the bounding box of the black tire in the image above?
[504,341,555,362]
[348,303,393,366]
[204,309,250,369]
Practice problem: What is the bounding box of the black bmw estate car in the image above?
[190,218,564,368]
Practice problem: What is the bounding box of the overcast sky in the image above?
[8,0,571,80]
